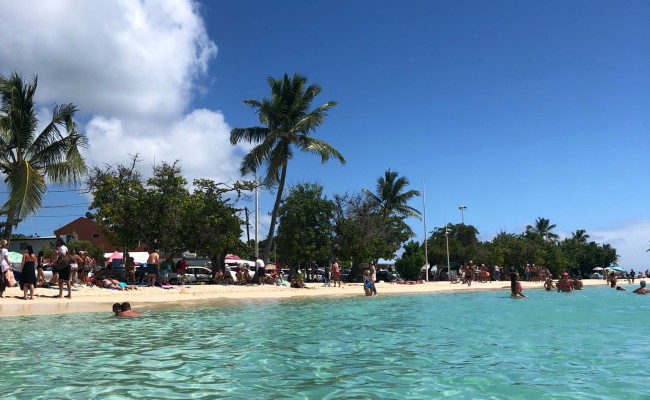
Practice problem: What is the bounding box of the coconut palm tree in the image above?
[571,229,590,243]
[363,169,421,220]
[230,73,345,262]
[525,217,559,241]
[0,73,88,239]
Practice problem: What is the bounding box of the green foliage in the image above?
[276,182,335,265]
[0,72,88,239]
[332,192,411,279]
[396,240,425,280]
[182,179,247,272]
[363,169,421,222]
[87,157,249,271]
[230,73,345,262]
[425,220,619,278]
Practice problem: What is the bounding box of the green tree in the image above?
[0,73,88,239]
[526,217,559,241]
[86,156,144,251]
[87,157,191,257]
[230,73,345,263]
[332,193,410,280]
[182,179,248,273]
[395,240,425,280]
[363,169,421,221]
[276,182,335,266]
[571,229,590,244]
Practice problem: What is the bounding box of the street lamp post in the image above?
[422,179,428,282]
[458,204,467,224]
[445,225,451,282]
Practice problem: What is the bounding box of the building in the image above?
[8,236,57,255]
[53,217,115,250]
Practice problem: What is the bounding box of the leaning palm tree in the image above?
[0,73,88,239]
[363,169,421,220]
[230,73,345,262]
[525,217,559,241]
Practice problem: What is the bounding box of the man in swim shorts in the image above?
[332,260,341,287]
[146,249,160,287]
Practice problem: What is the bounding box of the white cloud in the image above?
[590,220,650,268]
[0,0,244,184]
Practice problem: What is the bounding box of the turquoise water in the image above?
[1,285,649,399]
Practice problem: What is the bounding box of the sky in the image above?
[0,0,648,267]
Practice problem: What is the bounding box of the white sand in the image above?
[0,278,614,317]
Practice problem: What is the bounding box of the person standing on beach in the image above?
[20,245,37,300]
[146,249,160,287]
[255,258,265,285]
[369,263,377,295]
[36,250,46,284]
[332,260,341,287]
[54,237,72,298]
[0,239,11,297]
[125,254,135,285]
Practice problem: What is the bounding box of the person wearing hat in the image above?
[54,237,72,298]
[0,239,11,297]
[633,280,649,295]
[557,272,573,293]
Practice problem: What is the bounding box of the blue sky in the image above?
[1,0,648,266]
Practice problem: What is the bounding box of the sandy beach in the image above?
[0,278,617,317]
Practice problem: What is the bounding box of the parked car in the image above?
[169,266,214,285]
[340,268,351,282]
[376,269,402,282]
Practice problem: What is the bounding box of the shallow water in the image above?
[1,285,649,399]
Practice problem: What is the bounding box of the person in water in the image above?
[544,276,555,291]
[119,302,141,318]
[510,273,526,298]
[632,280,649,294]
[557,272,573,292]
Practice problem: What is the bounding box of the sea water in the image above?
[1,285,649,399]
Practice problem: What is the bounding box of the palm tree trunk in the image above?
[262,164,288,263]
[2,207,16,241]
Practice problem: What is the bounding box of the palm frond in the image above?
[297,136,345,164]
[3,160,46,219]
[230,127,269,145]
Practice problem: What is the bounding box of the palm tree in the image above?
[571,229,590,243]
[0,73,88,239]
[363,169,421,220]
[525,217,559,241]
[230,73,345,262]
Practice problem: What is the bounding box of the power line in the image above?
[41,203,89,209]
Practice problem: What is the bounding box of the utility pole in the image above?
[244,207,251,245]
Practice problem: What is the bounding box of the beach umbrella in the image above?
[107,251,122,262]
[592,267,604,271]
[606,266,625,273]
[7,251,23,264]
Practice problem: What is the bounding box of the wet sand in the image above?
[0,278,614,317]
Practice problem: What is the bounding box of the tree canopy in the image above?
[0,72,87,239]
[230,73,345,262]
